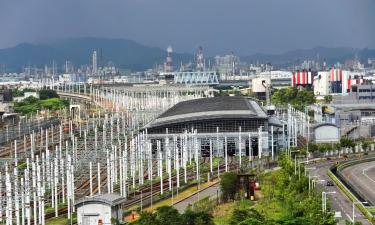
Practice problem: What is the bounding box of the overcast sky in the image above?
[0,0,374,55]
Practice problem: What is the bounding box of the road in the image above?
[309,160,371,225]
[173,183,220,213]
[342,161,375,205]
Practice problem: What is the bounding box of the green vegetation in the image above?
[14,97,69,115]
[131,205,214,225]
[328,160,374,224]
[45,213,76,225]
[222,154,336,225]
[295,137,374,156]
[345,221,363,225]
[219,172,238,202]
[13,89,68,115]
[11,88,36,97]
[324,95,333,104]
[271,87,315,111]
[187,196,217,214]
[340,137,356,149]
[308,142,338,153]
[39,89,60,100]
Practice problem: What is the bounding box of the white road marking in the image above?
[362,165,375,184]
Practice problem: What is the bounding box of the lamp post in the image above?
[135,190,143,212]
[322,191,336,213]
[352,201,367,223]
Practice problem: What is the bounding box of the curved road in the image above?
[342,161,375,206]
[308,160,371,225]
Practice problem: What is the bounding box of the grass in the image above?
[45,217,69,225]
[212,199,254,225]
[46,213,76,225]
[143,179,218,212]
[212,201,235,225]
[368,207,375,215]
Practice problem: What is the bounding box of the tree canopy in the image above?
[220,172,238,202]
[130,206,214,225]
[39,89,59,100]
[271,87,315,111]
[14,97,69,115]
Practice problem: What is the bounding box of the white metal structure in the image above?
[174,71,219,85]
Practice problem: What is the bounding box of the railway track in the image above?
[44,157,238,222]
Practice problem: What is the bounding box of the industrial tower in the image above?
[92,50,98,75]
[165,46,173,73]
[196,46,204,71]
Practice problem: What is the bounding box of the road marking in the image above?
[362,165,375,184]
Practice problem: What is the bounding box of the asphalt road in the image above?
[342,161,375,205]
[308,160,371,225]
[173,183,220,213]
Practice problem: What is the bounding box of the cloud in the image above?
[0,0,374,55]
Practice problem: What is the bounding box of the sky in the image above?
[0,0,374,55]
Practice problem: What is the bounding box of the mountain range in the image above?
[0,37,374,72]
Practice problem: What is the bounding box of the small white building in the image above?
[314,123,340,143]
[75,194,126,225]
[14,92,39,102]
[314,71,331,96]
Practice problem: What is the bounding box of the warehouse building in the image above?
[143,96,283,158]
[75,194,126,225]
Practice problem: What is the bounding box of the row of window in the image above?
[358,89,375,93]
[147,118,268,134]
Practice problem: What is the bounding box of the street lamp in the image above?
[135,190,143,212]
[308,175,324,192]
[322,191,336,213]
[352,201,367,223]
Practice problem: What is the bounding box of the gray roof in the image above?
[313,122,339,129]
[75,193,127,207]
[145,96,268,128]
[268,116,283,127]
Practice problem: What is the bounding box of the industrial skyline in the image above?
[0,0,374,55]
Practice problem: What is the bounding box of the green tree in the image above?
[132,206,215,225]
[230,208,265,225]
[220,172,238,202]
[39,89,59,100]
[131,211,159,225]
[14,96,69,115]
[271,87,315,111]
[187,196,216,214]
[340,137,355,148]
[181,209,215,225]
[155,206,181,225]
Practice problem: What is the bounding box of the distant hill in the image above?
[1,38,374,72]
[241,46,375,66]
[0,37,193,72]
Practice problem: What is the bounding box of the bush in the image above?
[131,206,215,225]
[271,87,315,111]
[220,172,238,202]
[14,96,69,115]
[187,196,216,214]
[39,89,59,100]
[340,137,355,149]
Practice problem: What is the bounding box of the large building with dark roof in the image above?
[143,96,282,157]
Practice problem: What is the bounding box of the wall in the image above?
[314,125,339,143]
[77,203,111,225]
[314,72,330,96]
